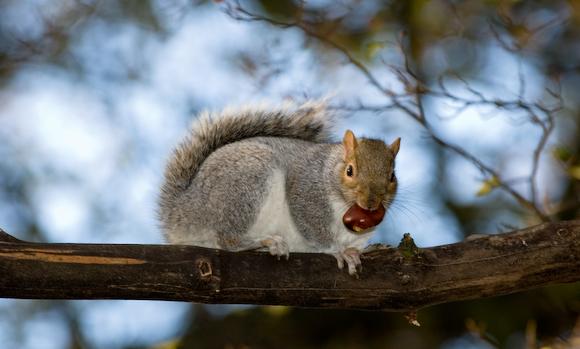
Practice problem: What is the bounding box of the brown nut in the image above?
[343,204,386,234]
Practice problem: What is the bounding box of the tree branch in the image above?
[1,221,579,311]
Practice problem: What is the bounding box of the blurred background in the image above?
[0,0,579,348]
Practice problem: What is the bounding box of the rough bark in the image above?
[0,221,578,311]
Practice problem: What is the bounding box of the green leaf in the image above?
[568,166,580,180]
[263,305,291,316]
[553,146,573,162]
[366,41,386,59]
[476,176,500,197]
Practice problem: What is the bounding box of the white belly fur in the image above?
[247,169,374,253]
[246,170,310,251]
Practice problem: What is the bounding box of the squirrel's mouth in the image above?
[355,201,384,211]
[343,203,386,234]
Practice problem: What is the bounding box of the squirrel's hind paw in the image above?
[333,248,362,276]
[261,236,290,260]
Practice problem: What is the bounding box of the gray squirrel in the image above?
[158,102,400,275]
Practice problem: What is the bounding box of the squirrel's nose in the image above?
[359,196,382,211]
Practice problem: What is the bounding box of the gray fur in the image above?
[158,102,338,249]
[158,102,397,269]
[256,138,341,249]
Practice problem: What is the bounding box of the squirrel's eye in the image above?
[390,172,396,182]
[346,165,353,177]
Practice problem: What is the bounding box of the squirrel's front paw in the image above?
[261,236,290,260]
[333,248,362,276]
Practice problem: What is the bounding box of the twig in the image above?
[223,2,566,221]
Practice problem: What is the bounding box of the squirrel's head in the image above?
[339,130,400,211]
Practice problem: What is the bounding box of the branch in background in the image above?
[0,0,98,78]
[224,1,568,222]
[1,221,579,311]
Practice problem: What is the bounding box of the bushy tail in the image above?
[159,101,332,206]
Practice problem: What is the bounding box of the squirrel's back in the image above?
[158,101,333,220]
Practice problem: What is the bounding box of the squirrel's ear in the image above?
[390,137,401,156]
[342,130,358,157]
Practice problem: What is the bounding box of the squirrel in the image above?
[158,102,400,275]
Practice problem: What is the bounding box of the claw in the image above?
[333,248,362,276]
[335,255,345,269]
[261,236,290,260]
